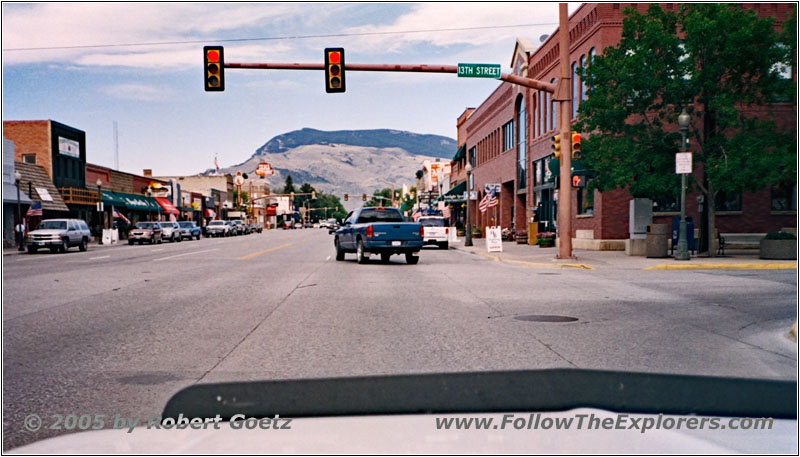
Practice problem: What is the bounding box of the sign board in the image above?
[429,163,451,182]
[256,162,274,176]
[457,63,502,79]
[485,183,501,194]
[469,191,478,201]
[58,137,80,158]
[485,226,503,252]
[234,174,245,186]
[36,187,53,202]
[675,152,692,174]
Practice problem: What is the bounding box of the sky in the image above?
[2,2,581,176]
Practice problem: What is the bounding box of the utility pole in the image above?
[556,2,574,259]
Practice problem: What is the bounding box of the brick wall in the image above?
[3,121,52,178]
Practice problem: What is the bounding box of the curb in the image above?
[643,263,797,271]
[467,249,594,270]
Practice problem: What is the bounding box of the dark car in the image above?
[128,222,163,245]
[178,221,202,240]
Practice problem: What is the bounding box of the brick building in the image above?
[461,3,796,248]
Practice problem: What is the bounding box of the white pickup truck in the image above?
[419,216,450,249]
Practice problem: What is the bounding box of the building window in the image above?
[503,120,514,151]
[653,194,680,213]
[539,90,545,136]
[550,78,556,131]
[771,182,797,211]
[532,94,538,138]
[714,190,742,212]
[469,146,476,167]
[516,96,527,190]
[22,154,36,164]
[580,55,587,101]
[571,61,578,118]
[577,180,594,215]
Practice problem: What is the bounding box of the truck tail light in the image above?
[445,228,449,235]
[366,225,373,238]
[419,225,424,238]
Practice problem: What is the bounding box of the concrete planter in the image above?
[759,239,797,260]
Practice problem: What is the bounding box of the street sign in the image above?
[469,191,478,201]
[676,152,692,174]
[485,183,501,194]
[256,162,274,176]
[457,63,501,79]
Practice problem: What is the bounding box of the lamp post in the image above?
[675,108,691,261]
[96,178,104,244]
[14,171,24,251]
[146,188,153,221]
[465,163,473,247]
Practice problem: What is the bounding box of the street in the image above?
[3,229,797,450]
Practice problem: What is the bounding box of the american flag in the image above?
[442,205,451,218]
[411,208,422,222]
[479,188,497,213]
[214,155,220,173]
[26,201,42,217]
[113,208,130,224]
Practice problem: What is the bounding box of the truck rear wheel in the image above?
[356,240,368,264]
[380,253,391,263]
[405,252,420,265]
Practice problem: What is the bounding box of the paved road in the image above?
[3,229,796,449]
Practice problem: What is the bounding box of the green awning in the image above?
[116,192,161,212]
[101,190,127,208]
[444,181,466,197]
[452,144,466,161]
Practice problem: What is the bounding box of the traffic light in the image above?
[344,193,348,201]
[551,134,562,159]
[362,193,367,201]
[204,46,225,91]
[324,48,346,93]
[571,132,582,160]
[572,174,587,188]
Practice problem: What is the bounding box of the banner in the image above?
[486,226,503,252]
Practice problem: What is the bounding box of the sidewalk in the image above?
[3,239,123,256]
[450,238,797,271]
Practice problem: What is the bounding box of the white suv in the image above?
[27,219,91,254]
[160,221,182,242]
[419,216,450,249]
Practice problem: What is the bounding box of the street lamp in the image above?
[675,108,691,261]
[465,163,473,247]
[96,178,104,244]
[14,170,24,251]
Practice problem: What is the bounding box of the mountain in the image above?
[205,129,457,209]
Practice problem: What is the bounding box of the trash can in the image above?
[646,224,669,258]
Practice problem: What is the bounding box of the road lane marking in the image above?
[326,255,331,261]
[151,249,164,252]
[154,248,218,262]
[239,243,295,260]
[89,255,110,260]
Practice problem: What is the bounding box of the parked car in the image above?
[294,222,303,229]
[128,222,163,245]
[27,218,92,254]
[228,220,244,235]
[250,223,263,233]
[334,207,423,264]
[206,220,232,237]
[419,216,450,249]
[178,221,202,240]
[313,223,321,229]
[160,221,182,242]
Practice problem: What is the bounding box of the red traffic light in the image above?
[207,50,220,63]
[328,51,340,64]
[204,46,225,92]
[324,48,346,93]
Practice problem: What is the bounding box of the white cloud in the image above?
[99,83,168,101]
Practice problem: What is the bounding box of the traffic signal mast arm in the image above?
[224,62,556,93]
[249,192,315,202]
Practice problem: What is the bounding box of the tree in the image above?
[282,175,296,194]
[364,188,394,207]
[577,4,796,255]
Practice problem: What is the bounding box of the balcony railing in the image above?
[59,187,100,206]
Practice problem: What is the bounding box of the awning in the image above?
[101,190,128,208]
[452,144,466,161]
[155,197,180,215]
[3,183,32,204]
[118,193,161,212]
[444,181,466,197]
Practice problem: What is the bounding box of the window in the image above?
[503,120,514,151]
[577,180,594,215]
[532,94,538,138]
[771,182,797,211]
[22,154,36,164]
[571,61,578,118]
[516,97,527,190]
[539,91,545,136]
[580,55,587,101]
[550,79,556,131]
[469,146,476,167]
[714,190,742,212]
[653,194,680,213]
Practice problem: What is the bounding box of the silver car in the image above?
[160,221,182,242]
[27,219,91,254]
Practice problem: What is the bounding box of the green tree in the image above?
[282,175,296,194]
[577,4,796,255]
[364,188,395,207]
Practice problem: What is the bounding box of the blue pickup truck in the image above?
[334,207,424,264]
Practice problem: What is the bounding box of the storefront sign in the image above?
[486,226,503,252]
[256,162,274,176]
[58,137,80,158]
